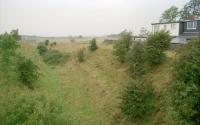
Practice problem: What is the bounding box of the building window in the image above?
[187,21,197,30]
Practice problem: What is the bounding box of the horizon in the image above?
[0,0,188,37]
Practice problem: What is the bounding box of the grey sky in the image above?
[0,0,188,36]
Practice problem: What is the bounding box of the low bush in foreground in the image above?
[0,94,72,125]
[167,39,200,125]
[17,57,39,88]
[121,80,155,119]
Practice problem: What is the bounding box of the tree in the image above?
[121,80,155,119]
[88,38,98,51]
[126,42,146,77]
[10,29,21,41]
[45,40,49,46]
[167,39,200,125]
[0,32,19,80]
[160,6,179,22]
[145,31,171,65]
[17,57,39,88]
[113,30,133,63]
[180,0,200,20]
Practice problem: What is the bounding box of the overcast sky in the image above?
[0,0,188,36]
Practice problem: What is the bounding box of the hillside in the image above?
[0,42,174,125]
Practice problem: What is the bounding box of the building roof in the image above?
[152,19,200,25]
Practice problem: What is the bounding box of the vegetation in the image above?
[160,6,179,22]
[126,42,146,77]
[43,50,69,65]
[167,39,200,125]
[145,31,171,65]
[37,43,48,56]
[45,39,50,46]
[77,48,85,62]
[113,31,133,63]
[0,93,71,125]
[17,57,39,88]
[121,80,155,119]
[88,38,98,51]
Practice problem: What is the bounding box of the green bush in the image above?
[88,38,98,51]
[17,57,39,88]
[43,50,69,65]
[145,31,171,65]
[37,44,48,56]
[113,31,133,63]
[77,49,85,63]
[45,40,50,46]
[121,80,155,119]
[167,39,200,125]
[126,42,146,77]
[0,94,72,125]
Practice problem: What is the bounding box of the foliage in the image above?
[0,31,20,79]
[10,29,21,41]
[50,42,57,47]
[126,42,146,77]
[45,40,49,46]
[88,38,98,51]
[160,6,179,22]
[167,39,200,125]
[0,94,71,125]
[17,57,39,88]
[121,80,155,119]
[77,48,85,63]
[37,44,48,56]
[113,30,133,63]
[180,0,200,20]
[145,31,171,65]
[43,50,69,65]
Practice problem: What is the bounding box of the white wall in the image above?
[152,23,180,36]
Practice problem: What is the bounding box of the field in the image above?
[0,40,174,125]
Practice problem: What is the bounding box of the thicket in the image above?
[0,30,39,87]
[37,42,69,65]
[121,80,155,119]
[88,38,98,51]
[0,93,72,125]
[166,39,200,125]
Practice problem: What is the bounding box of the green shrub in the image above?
[88,38,98,51]
[121,80,155,119]
[17,57,39,88]
[0,94,72,125]
[113,31,133,63]
[167,39,200,125]
[43,50,69,65]
[0,31,20,80]
[37,44,48,56]
[77,49,85,63]
[126,42,146,77]
[145,31,171,65]
[45,40,50,46]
